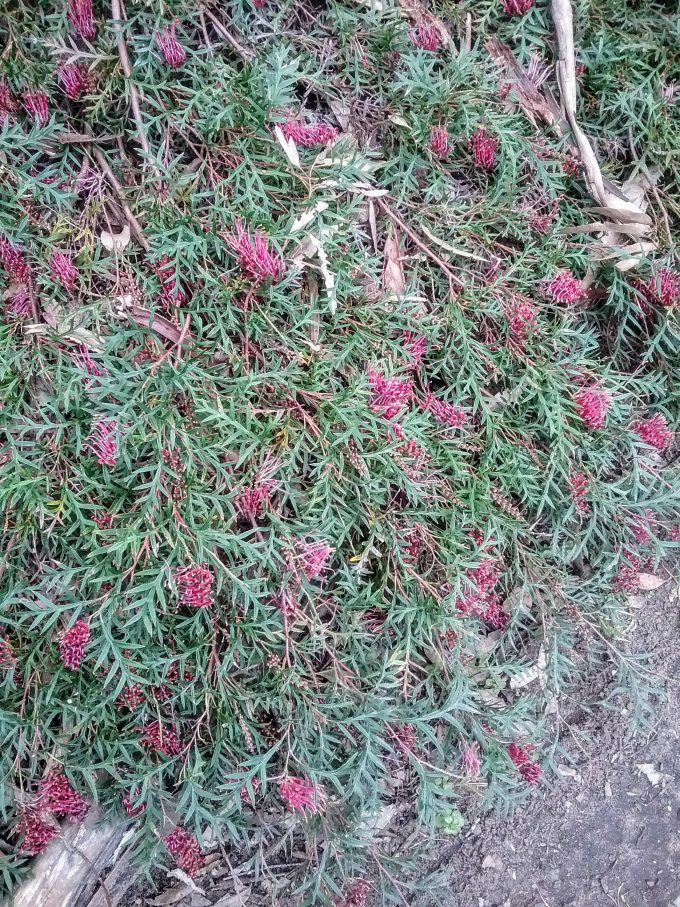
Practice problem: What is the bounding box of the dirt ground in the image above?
[427,576,680,907]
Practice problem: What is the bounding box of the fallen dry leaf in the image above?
[146,884,192,906]
[383,227,405,295]
[211,886,252,907]
[637,573,666,591]
[100,224,131,252]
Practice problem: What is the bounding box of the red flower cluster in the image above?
[546,269,584,305]
[402,331,427,370]
[0,237,30,282]
[629,511,654,546]
[236,478,275,520]
[429,125,448,158]
[461,743,481,777]
[38,772,89,820]
[456,559,509,629]
[155,22,186,69]
[574,384,611,430]
[68,0,96,39]
[173,564,214,609]
[281,120,339,146]
[502,0,535,14]
[164,827,204,876]
[568,471,589,514]
[85,418,118,466]
[634,413,673,451]
[294,539,333,579]
[6,289,31,317]
[368,370,413,420]
[93,510,114,530]
[0,636,15,666]
[225,219,285,284]
[71,345,107,380]
[59,619,90,670]
[17,811,58,854]
[23,90,49,125]
[505,296,538,347]
[421,388,467,428]
[58,64,90,100]
[562,156,581,177]
[140,721,182,755]
[117,684,145,711]
[507,743,541,784]
[470,127,499,171]
[410,22,442,51]
[150,255,186,307]
[122,788,146,817]
[0,79,17,122]
[51,251,78,290]
[640,267,680,308]
[279,776,324,814]
[336,880,371,907]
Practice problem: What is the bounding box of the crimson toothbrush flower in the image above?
[116,684,145,710]
[85,418,118,466]
[236,479,275,520]
[421,388,467,428]
[6,289,31,317]
[568,471,589,514]
[122,788,146,816]
[140,721,182,756]
[173,563,214,609]
[164,827,204,876]
[643,267,680,307]
[546,269,585,304]
[150,255,186,306]
[38,772,89,820]
[336,880,371,907]
[613,552,640,593]
[0,636,14,666]
[281,120,338,146]
[68,0,96,39]
[0,79,17,123]
[429,125,448,158]
[224,219,285,284]
[59,619,90,670]
[507,742,541,784]
[58,64,90,100]
[461,743,481,777]
[0,237,30,282]
[51,251,78,290]
[17,810,59,853]
[505,296,538,346]
[401,331,427,370]
[633,413,673,451]
[368,370,413,420]
[294,539,333,579]
[502,0,535,14]
[409,21,442,51]
[23,90,49,125]
[574,384,611,430]
[470,127,499,171]
[155,22,186,69]
[71,345,108,380]
[278,776,325,814]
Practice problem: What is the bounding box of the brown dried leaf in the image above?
[383,227,405,296]
[146,885,192,906]
[637,573,666,591]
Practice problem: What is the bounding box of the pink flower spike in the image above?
[409,22,442,52]
[507,742,541,784]
[17,811,59,854]
[421,388,467,428]
[140,721,182,756]
[68,0,96,39]
[122,788,146,816]
[574,384,611,430]
[173,564,214,609]
[51,251,78,290]
[634,413,673,451]
[278,776,325,814]
[0,636,15,667]
[0,237,30,282]
[470,127,499,171]
[546,269,585,304]
[502,0,535,14]
[71,345,107,380]
[85,418,118,466]
[568,471,589,514]
[281,120,339,146]
[368,370,413,420]
[164,828,204,876]
[58,64,90,100]
[6,289,31,317]
[155,21,186,69]
[236,478,275,520]
[59,619,90,670]
[23,91,50,125]
[461,743,481,778]
[295,539,333,579]
[224,219,285,284]
[505,296,538,346]
[38,772,89,820]
[644,267,680,307]
[429,125,448,159]
[402,331,427,370]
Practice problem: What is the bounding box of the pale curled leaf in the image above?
[273,125,301,170]
[100,224,131,252]
[383,227,405,295]
[637,573,666,591]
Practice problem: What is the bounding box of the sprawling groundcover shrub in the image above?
[0,0,679,900]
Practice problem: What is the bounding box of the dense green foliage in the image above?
[0,0,678,901]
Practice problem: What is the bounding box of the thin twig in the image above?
[375,197,464,289]
[91,146,150,251]
[203,8,254,61]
